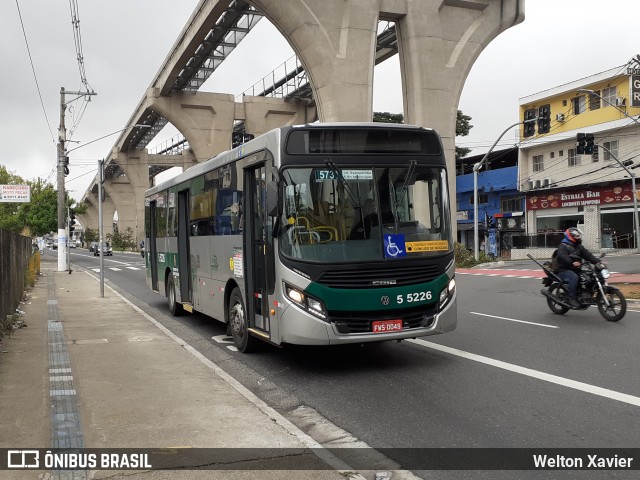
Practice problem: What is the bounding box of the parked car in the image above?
[93,242,113,256]
[89,242,98,252]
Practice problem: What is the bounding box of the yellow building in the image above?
[517,59,640,253]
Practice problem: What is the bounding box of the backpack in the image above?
[550,249,559,273]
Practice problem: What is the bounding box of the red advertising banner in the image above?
[527,182,638,210]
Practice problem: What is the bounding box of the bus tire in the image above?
[228,287,257,353]
[167,273,184,316]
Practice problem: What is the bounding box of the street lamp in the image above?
[473,120,535,260]
[597,144,639,251]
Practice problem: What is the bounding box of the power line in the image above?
[15,0,56,144]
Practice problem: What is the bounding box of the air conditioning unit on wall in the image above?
[556,113,565,122]
[615,97,626,107]
[534,179,541,189]
[542,178,550,188]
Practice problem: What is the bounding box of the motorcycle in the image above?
[527,253,626,322]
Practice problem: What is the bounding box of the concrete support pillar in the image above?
[583,205,601,252]
[77,210,97,232]
[250,0,380,122]
[102,179,136,241]
[239,96,315,136]
[395,0,524,236]
[147,90,236,161]
[86,190,116,238]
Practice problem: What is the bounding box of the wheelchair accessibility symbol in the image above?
[384,234,406,259]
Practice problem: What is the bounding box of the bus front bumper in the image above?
[278,290,457,346]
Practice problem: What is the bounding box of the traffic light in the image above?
[69,209,76,233]
[523,108,536,137]
[537,104,551,134]
[576,133,586,154]
[584,133,595,154]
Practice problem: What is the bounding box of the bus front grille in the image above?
[316,264,441,288]
[330,305,438,334]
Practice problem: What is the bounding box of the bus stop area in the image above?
[0,255,369,480]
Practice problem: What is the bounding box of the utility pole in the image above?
[57,87,96,272]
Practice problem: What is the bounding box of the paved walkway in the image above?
[0,256,383,480]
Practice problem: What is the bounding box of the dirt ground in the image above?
[612,283,640,299]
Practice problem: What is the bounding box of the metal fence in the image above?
[0,228,34,322]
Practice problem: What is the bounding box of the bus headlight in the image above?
[438,278,456,311]
[283,283,327,319]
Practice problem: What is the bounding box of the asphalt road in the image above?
[50,248,640,479]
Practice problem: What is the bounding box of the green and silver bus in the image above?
[144,123,456,352]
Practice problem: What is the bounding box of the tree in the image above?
[0,166,25,232]
[0,164,76,236]
[456,110,473,160]
[84,227,98,244]
[373,112,404,123]
[19,179,58,236]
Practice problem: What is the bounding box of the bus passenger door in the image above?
[245,162,274,335]
[149,200,158,291]
[177,190,192,304]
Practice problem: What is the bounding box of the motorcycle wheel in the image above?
[547,284,569,315]
[596,286,626,322]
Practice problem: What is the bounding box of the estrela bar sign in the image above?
[528,184,638,210]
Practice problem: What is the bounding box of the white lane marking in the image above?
[92,268,100,272]
[408,339,640,408]
[227,346,239,352]
[126,267,140,270]
[469,312,558,329]
[110,267,122,271]
[84,271,368,478]
[211,335,234,344]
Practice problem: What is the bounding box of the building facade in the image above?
[518,59,640,253]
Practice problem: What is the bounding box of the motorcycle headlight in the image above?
[600,269,611,279]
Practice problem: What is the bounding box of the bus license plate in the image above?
[372,319,403,333]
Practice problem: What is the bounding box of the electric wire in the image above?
[15,0,56,144]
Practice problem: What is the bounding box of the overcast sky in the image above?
[3,0,640,202]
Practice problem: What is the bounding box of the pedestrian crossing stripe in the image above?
[91,266,140,273]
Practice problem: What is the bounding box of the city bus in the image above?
[144,123,456,352]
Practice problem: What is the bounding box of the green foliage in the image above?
[455,110,473,160]
[84,227,98,244]
[454,242,495,268]
[373,112,404,124]
[21,179,58,236]
[0,166,68,236]
[107,226,136,251]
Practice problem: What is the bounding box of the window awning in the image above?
[457,223,486,231]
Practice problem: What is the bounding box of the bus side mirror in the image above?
[266,181,279,217]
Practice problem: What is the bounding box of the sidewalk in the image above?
[0,256,368,480]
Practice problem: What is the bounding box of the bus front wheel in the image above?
[228,287,257,353]
[167,273,184,316]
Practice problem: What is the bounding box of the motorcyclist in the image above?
[555,227,600,308]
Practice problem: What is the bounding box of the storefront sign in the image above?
[631,74,640,108]
[528,183,638,210]
[0,184,30,203]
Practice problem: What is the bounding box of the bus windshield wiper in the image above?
[325,160,360,209]
[395,160,417,210]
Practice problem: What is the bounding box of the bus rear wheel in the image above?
[167,273,184,316]
[228,287,257,353]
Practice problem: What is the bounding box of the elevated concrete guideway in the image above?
[80,0,524,246]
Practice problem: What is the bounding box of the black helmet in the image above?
[566,227,583,244]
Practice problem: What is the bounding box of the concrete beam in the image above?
[147,89,235,161]
[240,96,315,136]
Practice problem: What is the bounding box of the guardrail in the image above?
[0,229,37,328]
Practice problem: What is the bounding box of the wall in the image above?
[0,229,33,325]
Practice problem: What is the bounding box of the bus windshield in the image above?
[279,165,451,262]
